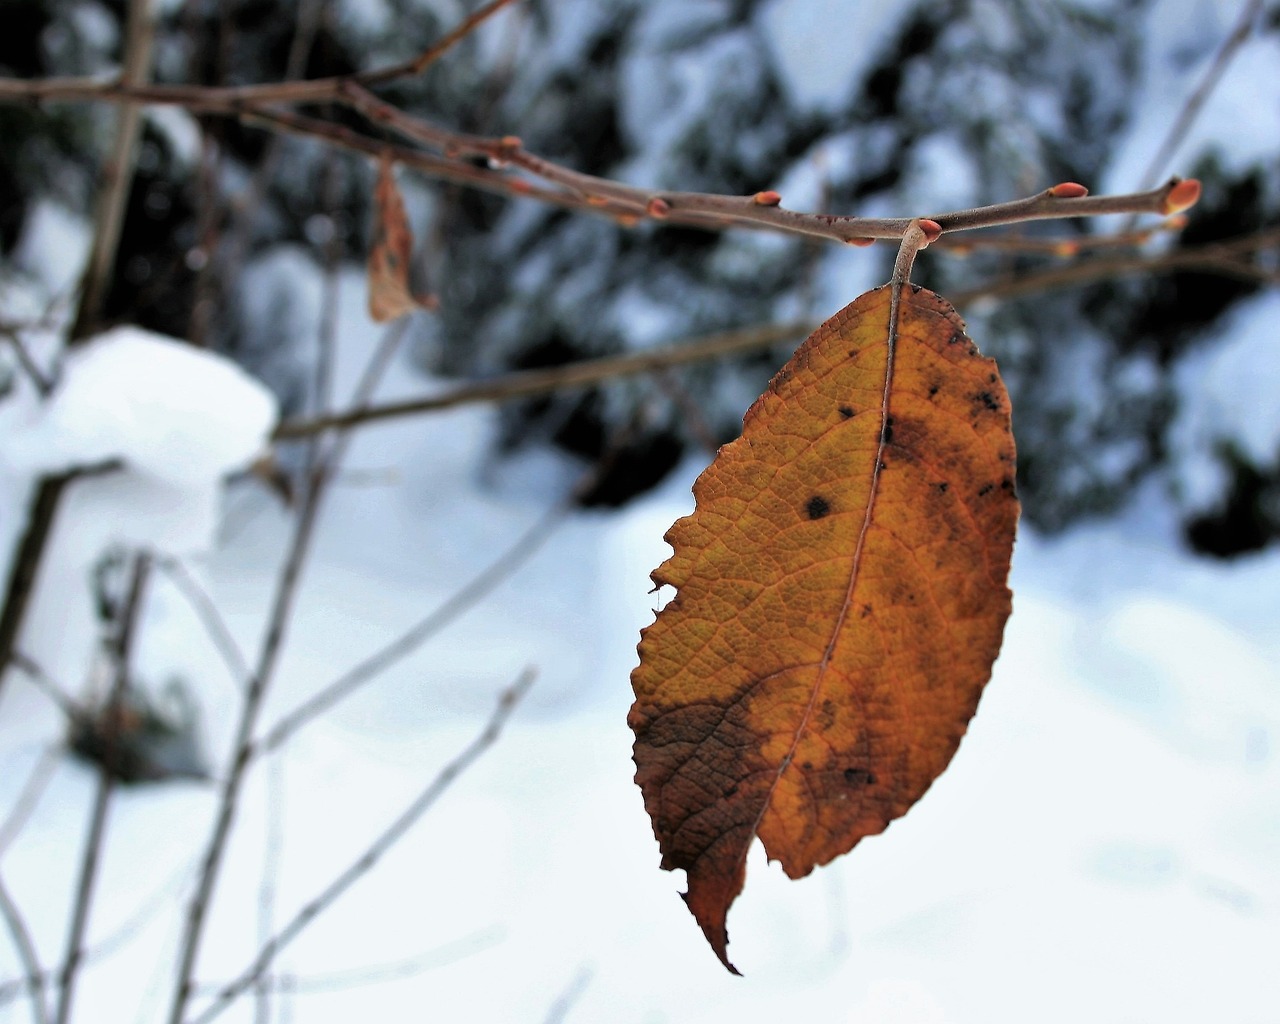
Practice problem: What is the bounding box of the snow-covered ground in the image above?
[2,265,1277,1023]
[3,1,1279,1020]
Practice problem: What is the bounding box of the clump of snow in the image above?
[1169,292,1280,509]
[757,0,911,112]
[1,325,277,486]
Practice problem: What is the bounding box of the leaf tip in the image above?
[1162,177,1201,215]
[1048,181,1089,198]
[680,888,742,975]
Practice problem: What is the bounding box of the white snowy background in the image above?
[2,0,1278,1022]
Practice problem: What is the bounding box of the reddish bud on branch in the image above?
[753,190,782,207]
[1049,181,1090,198]
[647,197,672,219]
[918,219,943,244]
[1162,178,1202,215]
[1048,182,1090,199]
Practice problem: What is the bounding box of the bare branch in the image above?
[0,874,50,1024]
[361,0,525,85]
[192,927,503,996]
[0,746,61,858]
[272,222,1274,441]
[0,460,122,702]
[541,965,594,1024]
[0,329,54,397]
[273,319,811,439]
[0,64,1200,250]
[151,556,251,693]
[54,551,151,1024]
[68,0,159,342]
[187,668,536,1024]
[167,315,411,1024]
[7,653,79,720]
[0,0,522,109]
[256,492,566,756]
[1134,0,1263,193]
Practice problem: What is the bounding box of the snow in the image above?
[1,326,276,486]
[1170,291,1280,509]
[757,0,911,112]
[4,273,1277,1020]
[2,0,1279,1020]
[1106,0,1280,190]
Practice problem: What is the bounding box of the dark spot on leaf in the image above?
[843,767,876,786]
[948,331,966,346]
[878,459,888,471]
[978,482,994,497]
[881,417,894,444]
[988,373,997,383]
[802,761,813,771]
[806,495,831,520]
[860,603,873,618]
[974,391,1000,412]
[839,406,854,419]
[928,384,940,398]
[936,481,949,493]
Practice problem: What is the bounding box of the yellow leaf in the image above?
[629,284,1019,972]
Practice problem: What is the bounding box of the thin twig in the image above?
[257,407,637,756]
[253,757,286,1024]
[7,653,79,720]
[54,551,151,1024]
[68,0,158,342]
[192,927,502,996]
[0,65,1198,249]
[167,321,410,1024]
[0,746,61,859]
[1134,0,1263,194]
[541,965,594,1024]
[194,0,330,351]
[256,494,568,757]
[0,330,54,397]
[272,223,1275,440]
[0,0,521,109]
[0,874,50,1024]
[152,556,251,693]
[272,320,812,439]
[187,668,535,1024]
[165,457,328,1024]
